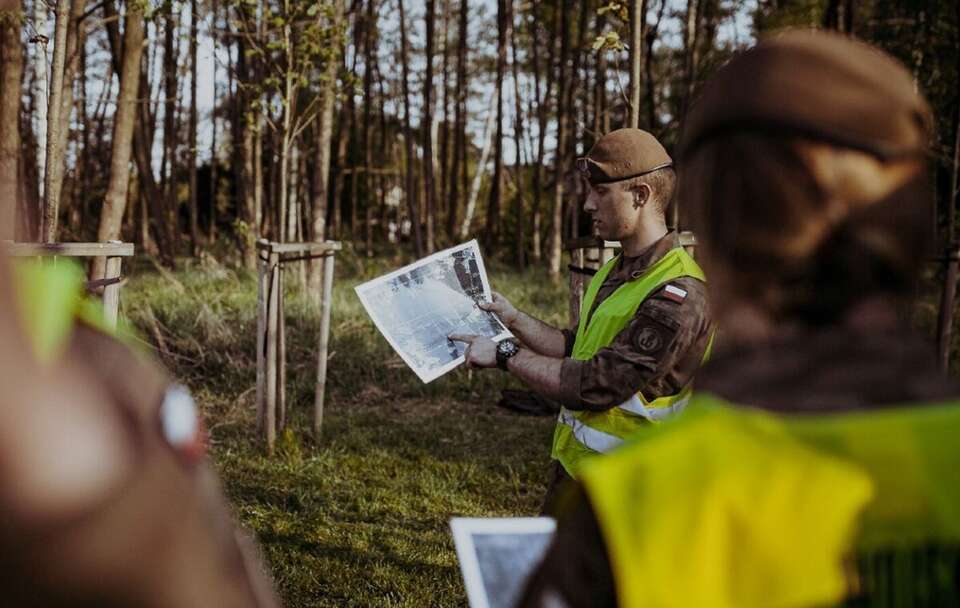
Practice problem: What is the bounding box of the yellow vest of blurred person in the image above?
[580,395,960,608]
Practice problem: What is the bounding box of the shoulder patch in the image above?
[634,326,665,353]
[662,284,687,304]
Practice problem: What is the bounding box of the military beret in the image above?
[578,128,673,184]
[679,30,932,162]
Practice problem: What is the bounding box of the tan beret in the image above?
[579,128,673,184]
[679,30,932,161]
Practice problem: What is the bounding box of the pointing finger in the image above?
[448,333,477,344]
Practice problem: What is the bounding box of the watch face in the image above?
[498,340,518,356]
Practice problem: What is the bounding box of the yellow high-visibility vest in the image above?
[551,246,707,478]
[581,395,960,608]
[13,260,116,362]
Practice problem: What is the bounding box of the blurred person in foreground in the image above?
[0,257,278,607]
[518,30,960,608]
[450,128,712,510]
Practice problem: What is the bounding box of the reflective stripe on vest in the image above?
[559,410,624,454]
[551,245,707,479]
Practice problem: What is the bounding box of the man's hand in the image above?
[448,334,498,369]
[478,292,519,328]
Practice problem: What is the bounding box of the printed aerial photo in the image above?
[357,243,509,382]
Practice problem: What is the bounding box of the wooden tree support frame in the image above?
[3,240,135,328]
[256,239,341,454]
[562,231,698,326]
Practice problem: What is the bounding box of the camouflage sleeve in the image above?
[557,277,710,411]
[562,324,578,357]
[516,483,618,608]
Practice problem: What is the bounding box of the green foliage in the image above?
[122,256,568,606]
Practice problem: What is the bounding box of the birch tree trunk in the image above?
[33,2,48,231]
[47,0,86,233]
[94,2,144,279]
[40,0,71,242]
[0,2,23,239]
[459,91,496,238]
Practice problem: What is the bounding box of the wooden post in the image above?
[264,248,280,453]
[314,252,335,438]
[256,245,268,431]
[101,239,125,328]
[102,255,122,328]
[277,264,286,433]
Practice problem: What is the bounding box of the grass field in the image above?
[122,249,568,607]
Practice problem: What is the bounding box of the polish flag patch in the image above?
[663,284,687,303]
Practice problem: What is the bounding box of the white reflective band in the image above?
[617,393,691,421]
[160,384,198,447]
[664,284,687,298]
[560,410,625,454]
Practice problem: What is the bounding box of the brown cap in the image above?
[578,128,673,184]
[679,30,932,162]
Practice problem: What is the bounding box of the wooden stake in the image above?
[277,264,286,433]
[256,249,267,431]
[314,252,335,438]
[265,249,280,453]
[102,241,124,328]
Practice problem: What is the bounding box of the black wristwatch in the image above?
[496,338,521,371]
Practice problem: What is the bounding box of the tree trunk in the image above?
[438,0,450,233]
[485,0,506,250]
[208,0,217,243]
[162,0,178,255]
[33,1,48,228]
[446,0,467,240]
[188,0,199,254]
[460,91,497,238]
[565,0,589,240]
[46,0,87,237]
[530,0,557,265]
[936,2,960,372]
[0,2,23,239]
[102,0,173,265]
[41,0,71,242]
[363,0,375,252]
[593,8,608,136]
[644,0,664,132]
[628,0,644,129]
[422,0,437,253]
[94,2,144,279]
[397,0,423,256]
[308,0,344,301]
[548,4,569,279]
[509,0,525,269]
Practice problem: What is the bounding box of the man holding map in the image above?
[450,128,712,509]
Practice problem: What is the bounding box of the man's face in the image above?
[582,179,642,240]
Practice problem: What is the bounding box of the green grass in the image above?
[122,252,568,607]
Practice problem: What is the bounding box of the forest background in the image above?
[1,1,960,606]
[0,0,957,281]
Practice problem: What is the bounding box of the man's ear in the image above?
[632,182,652,209]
